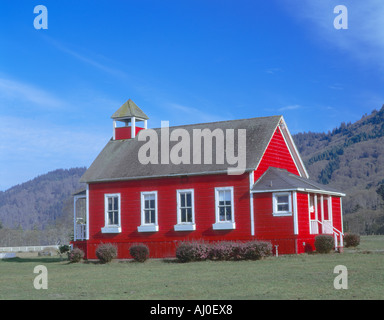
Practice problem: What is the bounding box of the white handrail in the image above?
[315,220,344,250]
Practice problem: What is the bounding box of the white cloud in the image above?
[45,37,128,78]
[0,77,66,110]
[0,115,109,190]
[166,103,227,124]
[282,0,384,69]
[278,104,301,112]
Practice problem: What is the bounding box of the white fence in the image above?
[0,245,60,253]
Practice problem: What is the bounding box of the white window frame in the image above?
[101,193,121,233]
[174,189,196,231]
[272,192,292,216]
[138,191,159,232]
[213,187,236,230]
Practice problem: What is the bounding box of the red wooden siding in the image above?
[85,173,252,259]
[253,192,296,254]
[254,127,300,181]
[73,122,345,258]
[115,126,143,140]
[332,197,342,233]
[296,192,313,254]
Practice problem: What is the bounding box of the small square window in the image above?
[273,192,292,216]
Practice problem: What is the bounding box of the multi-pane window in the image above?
[213,187,235,230]
[217,189,232,222]
[273,192,292,216]
[174,189,195,231]
[179,191,193,223]
[143,193,156,224]
[107,195,119,226]
[102,194,121,233]
[138,191,159,232]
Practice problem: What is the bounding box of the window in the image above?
[213,187,235,230]
[138,191,158,232]
[174,189,195,231]
[101,194,121,233]
[272,192,292,216]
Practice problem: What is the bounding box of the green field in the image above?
[1,236,384,300]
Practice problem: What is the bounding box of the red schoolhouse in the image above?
[72,99,345,258]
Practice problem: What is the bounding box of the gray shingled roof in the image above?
[111,99,149,120]
[80,116,282,183]
[251,167,345,196]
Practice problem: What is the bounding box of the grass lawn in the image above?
[0,236,383,300]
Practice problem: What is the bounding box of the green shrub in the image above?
[314,235,335,253]
[176,242,198,263]
[95,243,118,263]
[68,247,84,263]
[344,233,360,248]
[243,241,273,260]
[59,245,70,255]
[129,243,150,262]
[176,240,272,262]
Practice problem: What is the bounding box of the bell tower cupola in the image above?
[111,99,149,140]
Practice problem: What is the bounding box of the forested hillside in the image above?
[0,168,86,246]
[293,105,384,234]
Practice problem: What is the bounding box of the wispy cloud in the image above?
[266,67,283,75]
[166,103,227,124]
[282,1,384,70]
[45,37,128,78]
[0,77,66,110]
[0,115,108,190]
[278,104,302,112]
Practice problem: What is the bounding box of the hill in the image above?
[293,105,384,234]
[0,168,86,242]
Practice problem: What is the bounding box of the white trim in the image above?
[174,189,196,231]
[279,117,309,179]
[340,197,344,234]
[251,187,345,197]
[102,193,121,233]
[73,194,86,241]
[213,187,235,230]
[293,191,298,235]
[86,184,89,240]
[131,116,136,138]
[272,192,292,216]
[138,191,159,232]
[113,120,116,140]
[308,194,312,235]
[249,172,255,236]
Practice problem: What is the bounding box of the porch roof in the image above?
[251,167,345,196]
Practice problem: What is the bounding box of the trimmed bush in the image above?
[314,235,335,253]
[68,247,84,263]
[96,243,118,263]
[129,243,150,262]
[243,241,273,260]
[176,241,209,263]
[176,240,272,262]
[209,242,236,261]
[344,233,360,248]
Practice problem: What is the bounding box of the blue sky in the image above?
[1,0,384,190]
